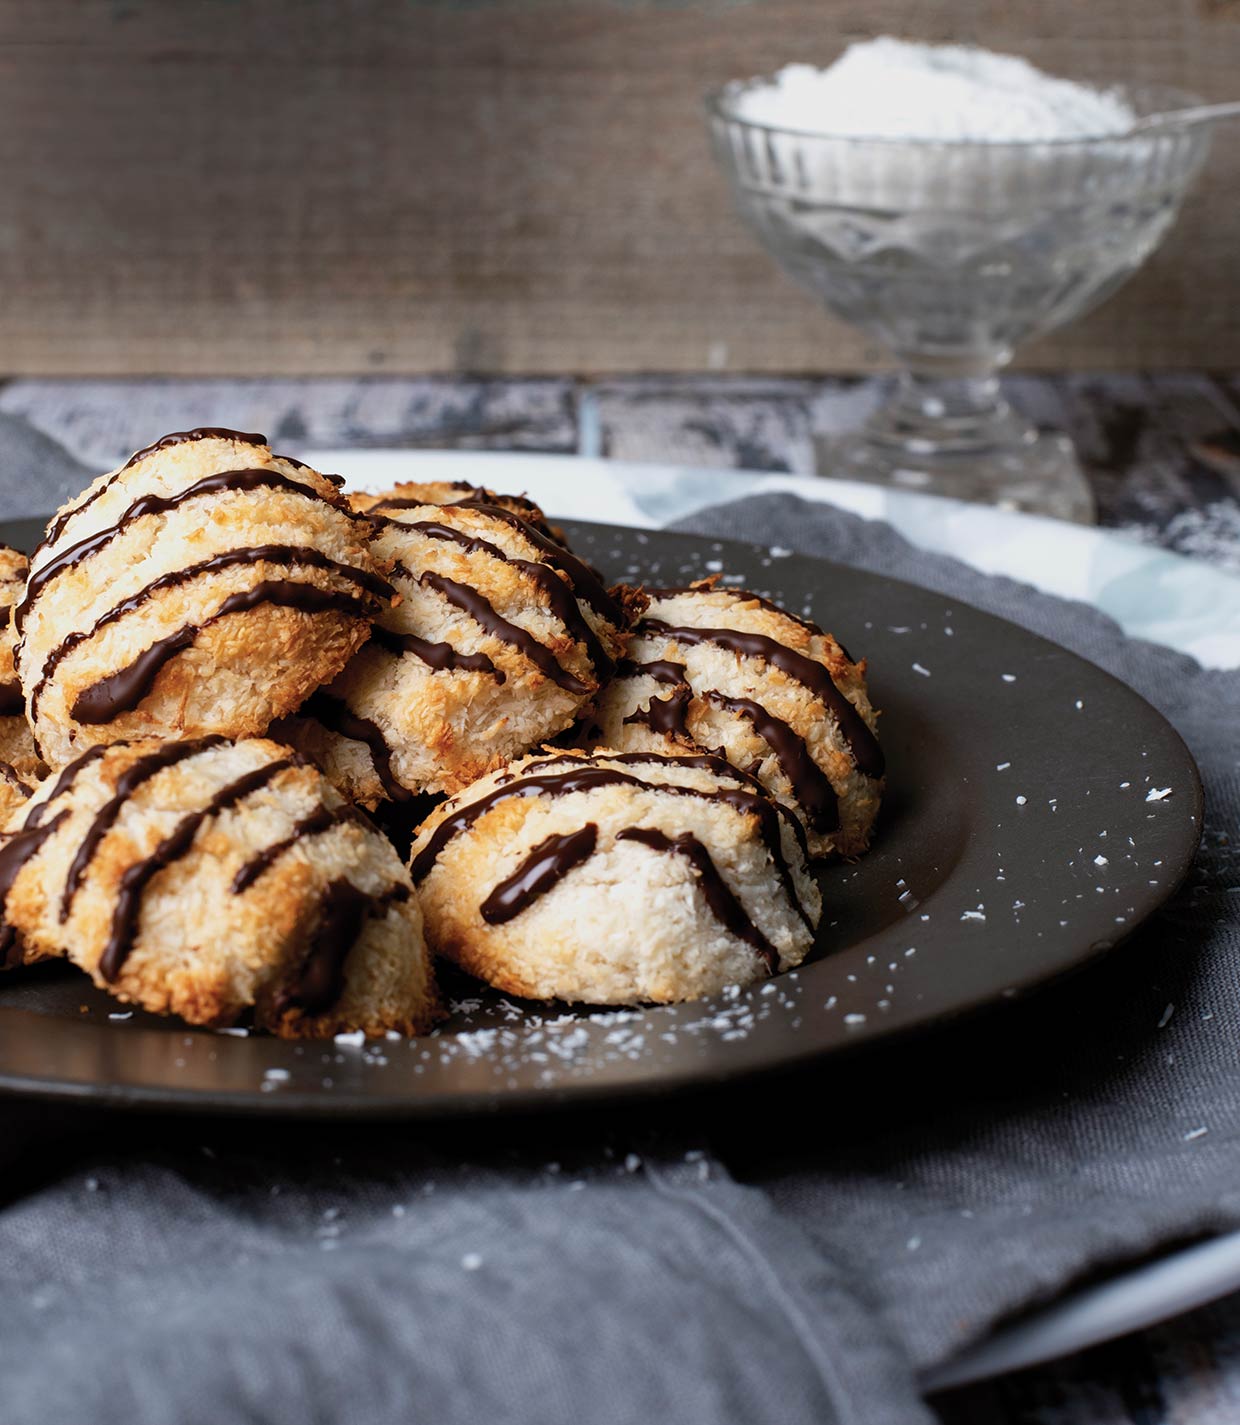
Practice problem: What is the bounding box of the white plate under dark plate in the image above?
[0,518,1202,1116]
[309,448,1240,670]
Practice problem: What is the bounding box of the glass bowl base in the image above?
[814,427,1096,525]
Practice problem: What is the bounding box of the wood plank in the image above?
[0,1,1238,374]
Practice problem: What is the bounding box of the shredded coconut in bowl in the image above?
[733,39,1137,143]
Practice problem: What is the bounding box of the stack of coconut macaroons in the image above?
[0,427,884,1035]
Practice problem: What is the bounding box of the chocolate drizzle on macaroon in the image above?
[273,880,409,1018]
[470,814,782,974]
[378,511,617,687]
[122,427,269,473]
[30,545,393,724]
[0,740,115,961]
[69,582,374,725]
[59,736,229,920]
[421,573,591,695]
[370,625,502,681]
[450,502,623,625]
[702,691,840,834]
[231,802,372,894]
[300,693,412,803]
[38,428,271,552]
[411,752,812,933]
[640,617,884,778]
[479,824,599,925]
[624,685,693,739]
[0,810,70,964]
[616,826,778,973]
[98,753,303,981]
[18,467,351,634]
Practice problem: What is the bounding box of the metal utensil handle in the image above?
[1132,100,1240,133]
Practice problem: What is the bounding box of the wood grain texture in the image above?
[0,0,1238,376]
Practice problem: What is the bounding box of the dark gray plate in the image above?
[0,517,1202,1116]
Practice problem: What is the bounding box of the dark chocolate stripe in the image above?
[503,751,812,921]
[0,808,70,963]
[644,585,828,640]
[523,748,735,779]
[641,619,884,778]
[370,497,457,517]
[369,487,557,538]
[616,826,777,974]
[382,518,502,557]
[370,625,503,681]
[36,422,266,550]
[456,491,550,523]
[301,692,412,803]
[123,427,268,472]
[0,681,23,717]
[59,736,229,921]
[367,481,549,518]
[422,572,590,695]
[70,582,371,725]
[519,749,810,857]
[412,767,655,883]
[27,743,116,828]
[40,483,118,554]
[99,755,301,982]
[518,561,614,682]
[0,761,31,793]
[273,879,410,1018]
[617,658,688,685]
[704,691,840,835]
[624,686,693,738]
[282,454,344,487]
[617,658,694,738]
[391,520,612,680]
[410,761,811,932]
[647,586,859,664]
[480,824,598,925]
[19,467,347,632]
[616,659,695,737]
[31,545,391,723]
[232,803,371,894]
[451,502,623,624]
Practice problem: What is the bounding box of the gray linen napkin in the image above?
[0,426,1236,1424]
[0,1109,921,1425]
[669,493,1240,1380]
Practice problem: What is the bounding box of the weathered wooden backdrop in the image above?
[1,0,1239,376]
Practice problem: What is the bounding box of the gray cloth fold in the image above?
[0,1120,921,1425]
[0,443,1237,1424]
[670,494,1240,1378]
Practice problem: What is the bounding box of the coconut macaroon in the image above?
[0,545,45,815]
[350,478,565,544]
[0,735,438,1038]
[16,427,391,769]
[409,747,821,1006]
[584,582,884,859]
[275,492,636,805]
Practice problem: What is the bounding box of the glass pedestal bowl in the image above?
[707,83,1212,522]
